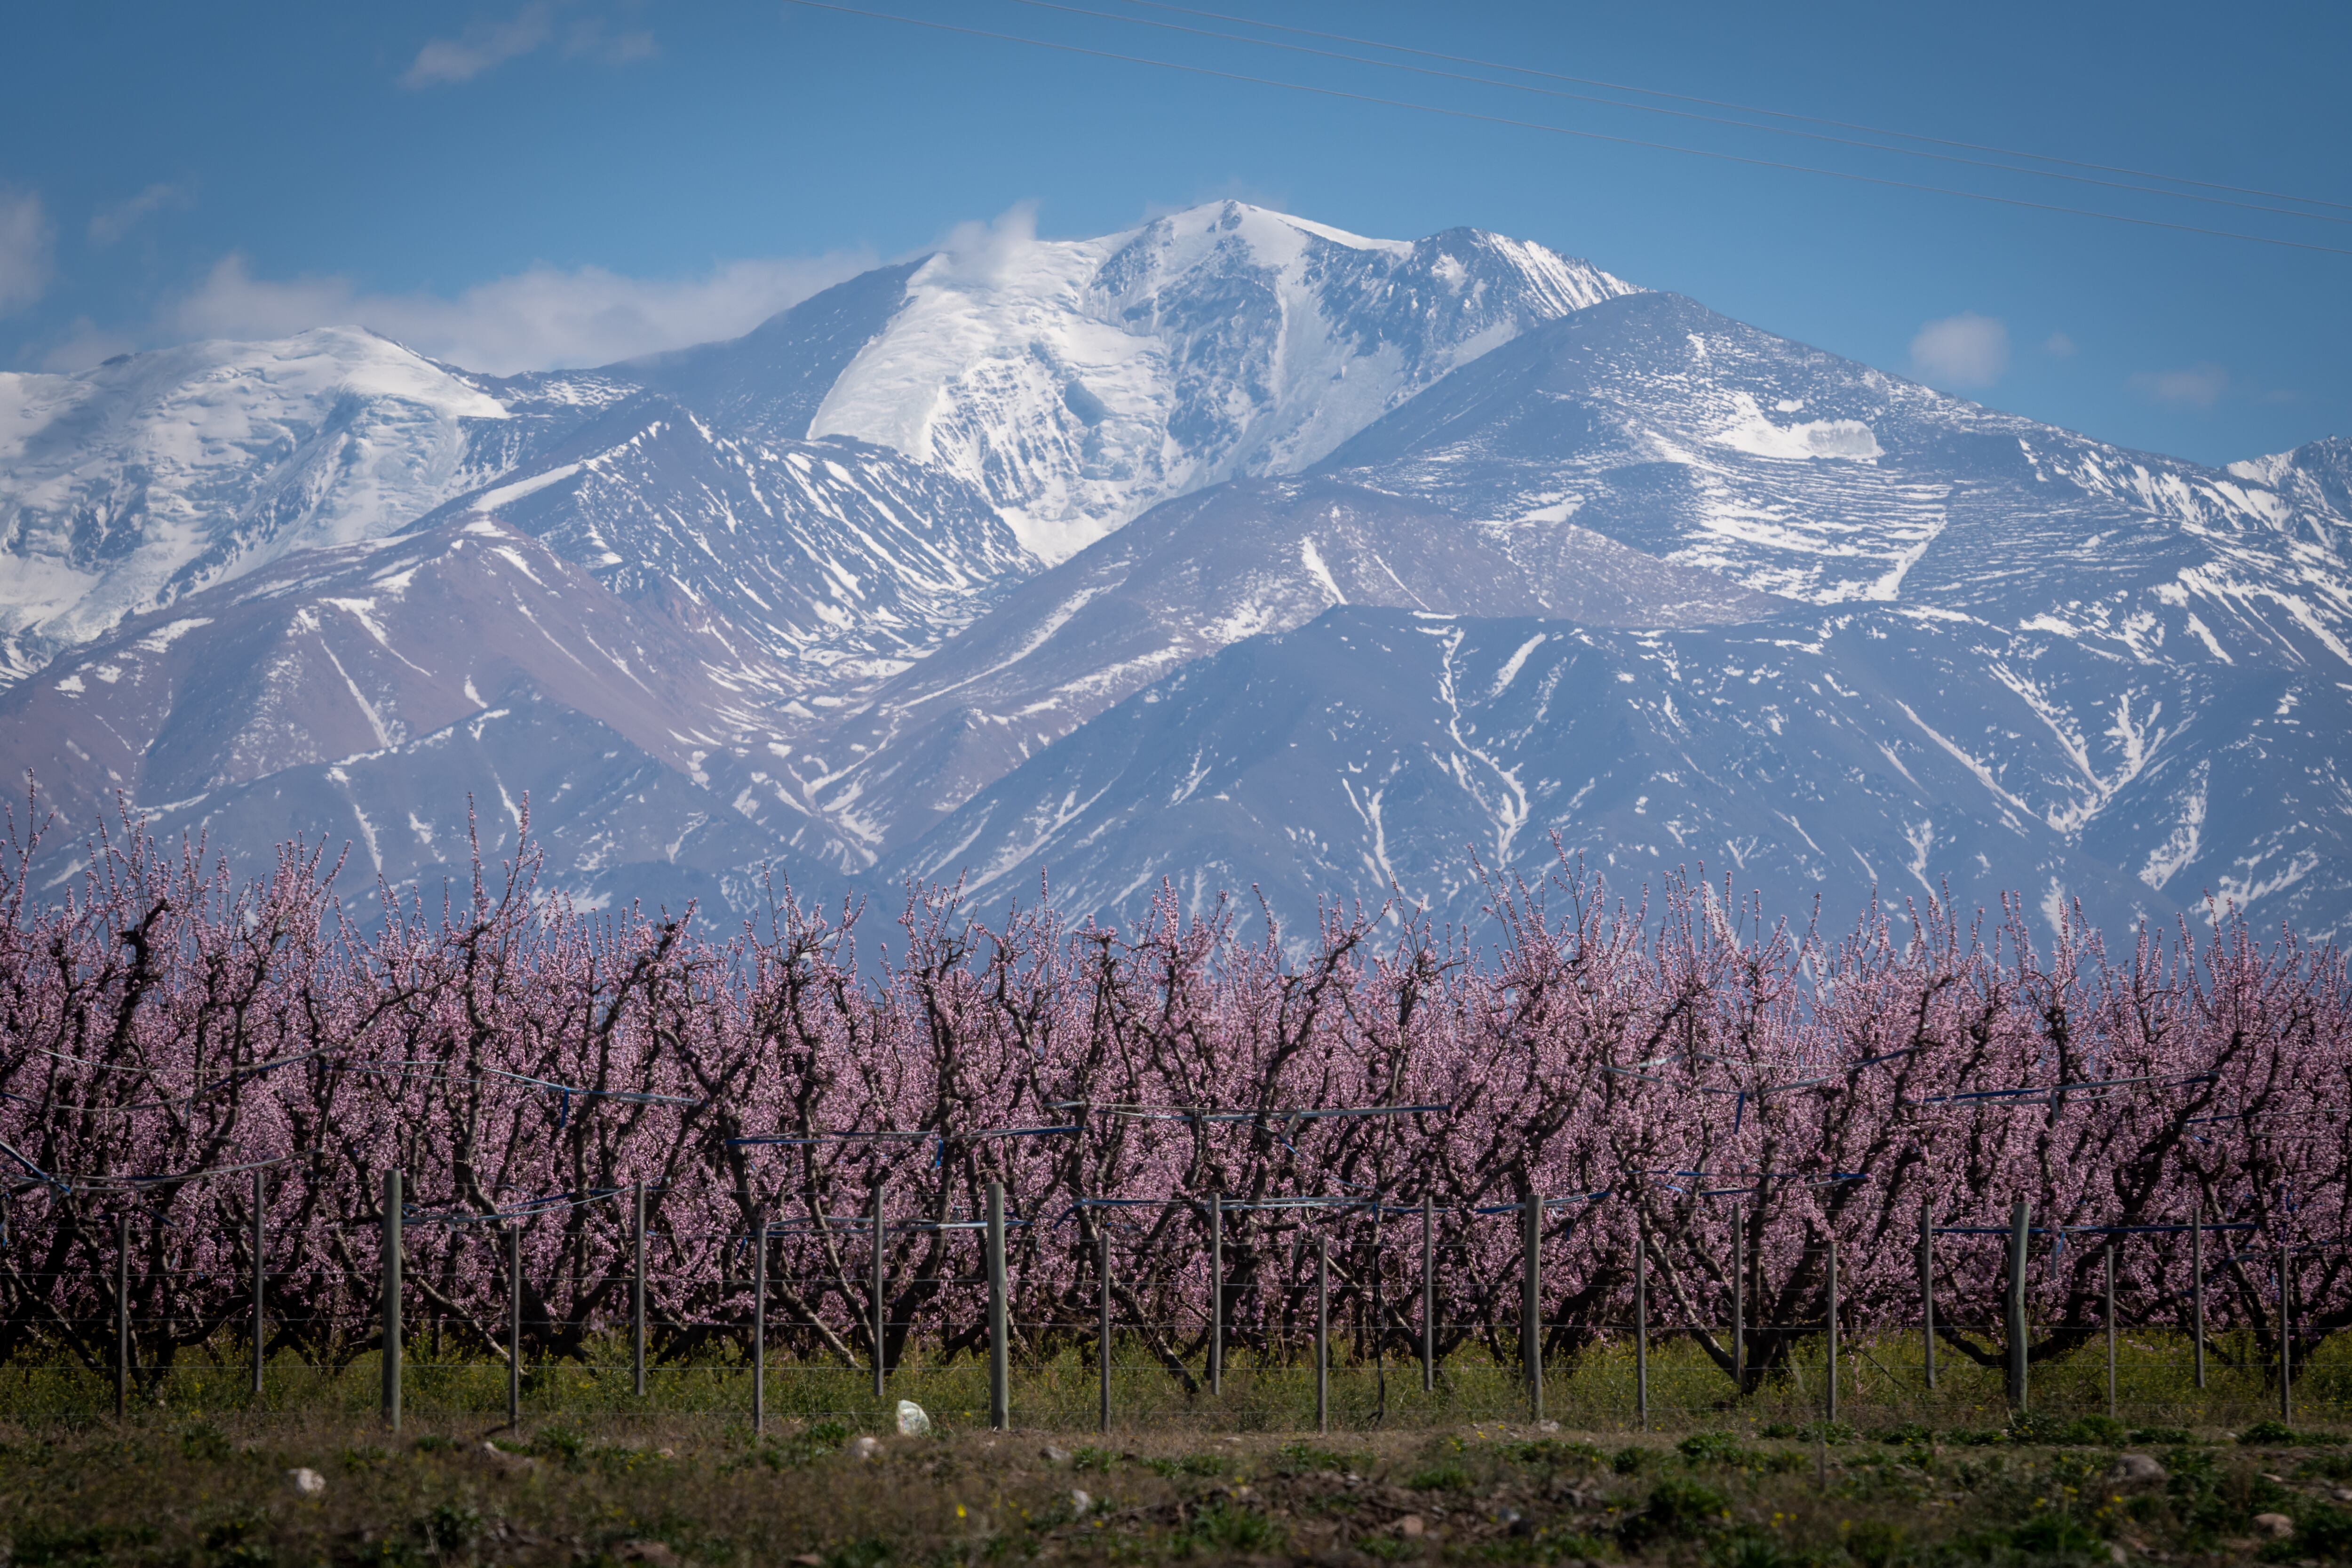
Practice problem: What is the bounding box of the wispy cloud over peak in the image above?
[0,189,54,319]
[89,183,195,247]
[132,247,875,375]
[2130,362,2231,410]
[1909,312,2010,390]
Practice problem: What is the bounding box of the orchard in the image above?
[1,793,2346,1409]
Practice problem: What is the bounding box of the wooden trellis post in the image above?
[1208,1194,1224,1397]
[1731,1207,1744,1390]
[1635,1213,1649,1432]
[2005,1199,2030,1411]
[2281,1231,2294,1423]
[987,1181,1009,1431]
[751,1209,768,1436]
[2192,1204,2206,1390]
[632,1181,648,1399]
[250,1168,266,1398]
[506,1223,522,1429]
[1522,1194,1543,1423]
[1825,1234,1840,1426]
[1315,1235,1330,1434]
[381,1170,402,1431]
[1421,1194,1436,1393]
[1098,1229,1112,1436]
[1920,1202,1936,1390]
[871,1185,888,1401]
[115,1212,130,1419]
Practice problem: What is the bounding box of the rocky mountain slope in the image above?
[0,203,2344,941]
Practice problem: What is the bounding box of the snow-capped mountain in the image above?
[799,203,1636,560]
[0,327,654,687]
[409,393,1035,704]
[782,476,1780,858]
[1322,291,2352,626]
[0,511,845,908]
[886,596,2352,939]
[2231,435,2352,535]
[0,201,2346,942]
[874,291,2352,937]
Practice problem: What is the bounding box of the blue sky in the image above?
[2,0,2344,467]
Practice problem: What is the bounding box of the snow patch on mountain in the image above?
[808,201,1636,560]
[0,328,517,681]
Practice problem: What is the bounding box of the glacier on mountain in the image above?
[805,202,1636,560]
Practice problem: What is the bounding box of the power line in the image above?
[783,0,2352,259]
[1005,0,2350,228]
[1119,0,2352,218]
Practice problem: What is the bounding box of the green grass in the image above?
[7,1410,2351,1566]
[14,1326,2348,1437]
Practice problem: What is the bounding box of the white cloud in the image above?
[37,319,140,372]
[2042,331,2077,358]
[89,183,196,247]
[401,3,657,88]
[1908,312,2010,390]
[2130,362,2230,409]
[154,248,877,374]
[0,188,55,318]
[402,4,558,87]
[929,201,1044,288]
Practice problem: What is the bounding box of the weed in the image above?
[530,1424,587,1464]
[179,1422,231,1463]
[1621,1476,1730,1546]
[761,1421,855,1471]
[412,1433,459,1454]
[2240,1420,2299,1446]
[2129,1428,2196,1446]
[11,1522,154,1568]
[1406,1462,1472,1491]
[1849,1519,1911,1568]
[1716,1528,1796,1568]
[417,1502,483,1553]
[1613,1445,1663,1474]
[1880,1422,1936,1445]
[2007,1512,2105,1560]
[196,1510,277,1568]
[1271,1441,1354,1475]
[1680,1431,1749,1464]
[1179,1498,1284,1555]
[2050,1416,2127,1447]
[2276,1502,2352,1562]
[1502,1437,1604,1469]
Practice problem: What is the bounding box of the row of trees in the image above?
[1,799,2346,1394]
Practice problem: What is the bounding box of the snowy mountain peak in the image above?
[0,326,518,681]
[807,202,1637,560]
[2230,435,2352,530]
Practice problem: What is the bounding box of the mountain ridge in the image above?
[0,202,2344,942]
